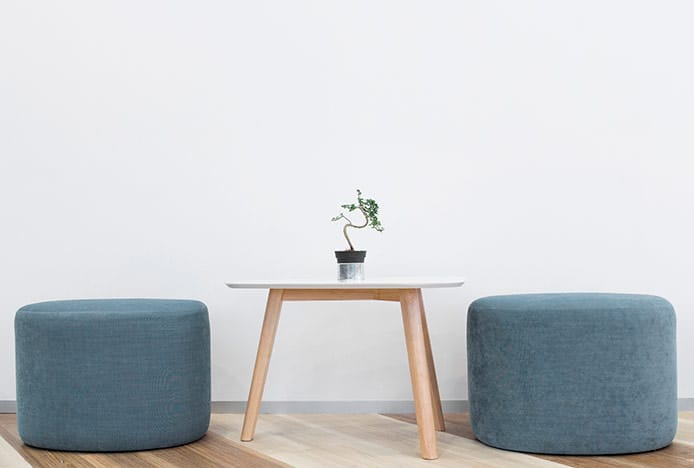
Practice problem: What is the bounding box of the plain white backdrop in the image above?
[1,1,693,404]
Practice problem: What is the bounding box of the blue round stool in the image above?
[15,299,210,452]
[467,293,677,455]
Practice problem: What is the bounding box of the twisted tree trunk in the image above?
[342,207,368,250]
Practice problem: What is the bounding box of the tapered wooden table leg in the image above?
[241,289,284,442]
[232,281,463,458]
[417,289,445,431]
[400,289,439,460]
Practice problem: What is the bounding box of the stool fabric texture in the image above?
[467,293,677,455]
[15,299,210,452]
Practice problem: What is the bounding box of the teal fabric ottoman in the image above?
[467,293,677,455]
[15,299,210,452]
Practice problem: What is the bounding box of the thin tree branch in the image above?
[342,207,369,250]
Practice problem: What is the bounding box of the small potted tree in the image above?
[331,189,384,280]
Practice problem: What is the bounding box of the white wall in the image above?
[1,1,693,403]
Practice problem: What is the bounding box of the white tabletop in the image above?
[226,277,465,289]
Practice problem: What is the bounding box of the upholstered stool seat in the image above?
[467,293,677,455]
[15,299,210,452]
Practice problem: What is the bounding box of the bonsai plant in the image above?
[331,189,383,279]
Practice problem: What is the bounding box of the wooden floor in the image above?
[1,412,693,467]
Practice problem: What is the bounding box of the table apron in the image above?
[279,288,411,302]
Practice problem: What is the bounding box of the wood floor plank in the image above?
[0,420,94,468]
[0,414,288,468]
[673,413,694,446]
[0,425,31,468]
[385,412,694,468]
[2,412,694,467]
[216,413,565,467]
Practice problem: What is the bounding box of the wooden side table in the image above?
[226,278,465,460]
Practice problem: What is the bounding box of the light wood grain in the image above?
[281,288,402,301]
[674,413,694,446]
[3,413,694,467]
[387,412,694,468]
[417,288,445,432]
[218,413,564,467]
[241,288,284,442]
[0,414,289,468]
[0,424,31,468]
[400,288,439,459]
[239,286,445,459]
